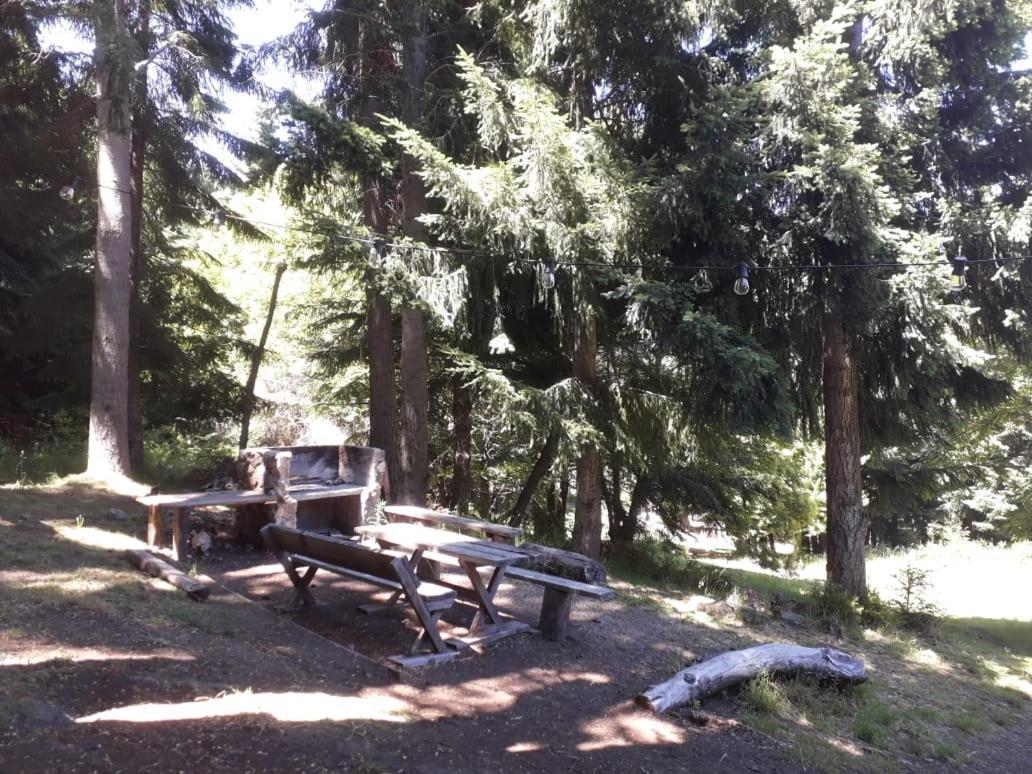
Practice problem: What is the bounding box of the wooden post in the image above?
[147,505,162,547]
[171,508,187,562]
[264,450,297,529]
[539,587,575,641]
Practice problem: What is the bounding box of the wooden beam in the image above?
[124,549,210,601]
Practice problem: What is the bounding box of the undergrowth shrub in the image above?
[0,412,85,484]
[604,537,733,596]
[142,426,235,488]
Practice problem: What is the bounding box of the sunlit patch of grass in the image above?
[742,671,789,716]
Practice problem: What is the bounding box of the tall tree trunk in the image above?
[396,1,430,505]
[358,21,398,493]
[822,313,867,598]
[571,275,602,558]
[448,374,472,511]
[87,0,133,479]
[127,0,151,474]
[238,263,287,450]
[507,426,560,525]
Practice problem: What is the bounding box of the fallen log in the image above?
[636,643,866,714]
[124,549,211,601]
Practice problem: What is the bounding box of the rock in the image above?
[104,508,128,521]
[191,530,213,554]
[511,543,607,584]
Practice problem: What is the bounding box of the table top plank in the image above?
[354,523,525,567]
[137,484,365,509]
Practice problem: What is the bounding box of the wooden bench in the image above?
[261,524,460,667]
[384,505,523,544]
[505,567,616,641]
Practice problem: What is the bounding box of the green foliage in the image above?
[141,427,235,489]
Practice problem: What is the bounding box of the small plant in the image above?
[75,514,85,528]
[893,565,940,632]
[743,670,788,716]
[805,583,860,630]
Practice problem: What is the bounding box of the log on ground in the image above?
[124,549,211,601]
[636,643,866,714]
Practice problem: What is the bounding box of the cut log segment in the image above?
[124,549,210,601]
[636,643,866,714]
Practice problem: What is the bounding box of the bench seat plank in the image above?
[506,566,616,600]
[290,552,455,604]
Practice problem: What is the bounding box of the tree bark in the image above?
[448,374,472,511]
[571,276,602,558]
[127,0,151,475]
[507,426,560,525]
[87,0,133,479]
[636,644,867,714]
[822,313,867,598]
[397,308,428,504]
[238,263,287,450]
[396,1,430,506]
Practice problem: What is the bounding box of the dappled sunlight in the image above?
[388,668,612,720]
[61,472,152,498]
[575,705,685,751]
[76,690,410,725]
[1,646,194,667]
[505,741,545,753]
[48,521,147,552]
[0,566,131,594]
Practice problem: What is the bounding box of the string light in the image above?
[733,262,750,295]
[951,255,968,290]
[62,178,1032,291]
[59,177,82,201]
[541,258,557,290]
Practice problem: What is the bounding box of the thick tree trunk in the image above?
[397,308,428,504]
[448,374,472,511]
[239,263,287,450]
[822,314,867,598]
[127,0,151,475]
[571,280,602,558]
[507,426,560,525]
[358,18,399,495]
[396,1,430,506]
[87,0,133,479]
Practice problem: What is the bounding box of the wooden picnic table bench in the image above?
[504,566,616,641]
[354,522,530,648]
[138,483,366,561]
[383,505,523,544]
[261,524,460,668]
[361,519,615,642]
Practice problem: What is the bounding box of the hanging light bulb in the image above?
[691,269,713,292]
[950,255,967,291]
[541,258,557,290]
[733,261,750,295]
[59,176,82,201]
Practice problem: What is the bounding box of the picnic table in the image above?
[354,522,531,646]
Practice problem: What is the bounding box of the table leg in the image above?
[171,508,188,562]
[462,560,505,631]
[147,506,163,548]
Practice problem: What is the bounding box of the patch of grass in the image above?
[853,701,897,745]
[742,671,789,716]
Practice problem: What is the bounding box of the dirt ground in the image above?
[0,487,800,773]
[2,483,1030,772]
